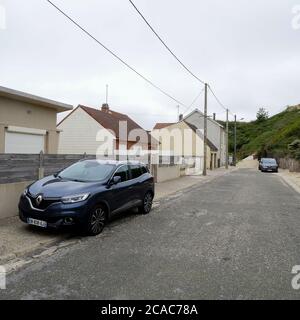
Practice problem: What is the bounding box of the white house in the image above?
[183,109,227,167]
[57,104,156,159]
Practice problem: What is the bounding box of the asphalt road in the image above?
[1,168,300,299]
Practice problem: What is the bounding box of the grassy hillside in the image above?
[219,106,300,160]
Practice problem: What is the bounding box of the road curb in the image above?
[278,172,300,195]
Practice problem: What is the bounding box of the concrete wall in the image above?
[0,181,32,219]
[156,165,181,183]
[0,96,60,153]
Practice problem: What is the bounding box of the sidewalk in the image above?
[155,167,235,200]
[0,167,234,266]
[278,169,300,194]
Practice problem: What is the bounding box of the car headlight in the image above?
[23,188,28,196]
[61,193,90,204]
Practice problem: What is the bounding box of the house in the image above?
[153,123,176,130]
[57,104,157,158]
[151,119,219,179]
[183,121,219,170]
[183,109,227,168]
[152,120,204,160]
[0,86,72,154]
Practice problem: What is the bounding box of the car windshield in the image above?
[58,161,115,182]
[262,159,277,164]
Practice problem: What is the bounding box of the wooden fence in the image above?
[279,158,300,172]
[0,153,155,184]
[0,153,95,184]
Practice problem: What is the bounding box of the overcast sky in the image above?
[1,0,300,129]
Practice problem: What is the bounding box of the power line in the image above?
[208,85,236,117]
[128,0,237,121]
[128,0,205,85]
[207,85,228,112]
[45,0,187,108]
[183,86,205,115]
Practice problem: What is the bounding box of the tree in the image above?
[256,108,269,122]
[288,140,300,160]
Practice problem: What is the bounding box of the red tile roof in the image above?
[153,123,175,130]
[80,105,153,143]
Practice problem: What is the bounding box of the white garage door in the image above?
[5,132,45,154]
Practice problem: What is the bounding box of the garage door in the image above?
[5,132,45,154]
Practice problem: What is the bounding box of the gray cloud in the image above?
[0,0,299,129]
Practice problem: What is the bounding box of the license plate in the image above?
[27,218,47,228]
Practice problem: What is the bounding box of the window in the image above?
[131,165,142,179]
[141,166,148,174]
[114,165,129,182]
[59,161,114,182]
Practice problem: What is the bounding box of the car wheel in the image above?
[139,192,153,215]
[85,204,107,236]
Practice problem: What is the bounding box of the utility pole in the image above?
[234,114,237,166]
[203,83,208,176]
[225,109,229,169]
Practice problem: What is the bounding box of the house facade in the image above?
[152,120,204,158]
[0,86,72,154]
[57,104,157,160]
[183,109,227,167]
[152,120,219,175]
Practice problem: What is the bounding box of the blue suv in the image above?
[18,160,155,236]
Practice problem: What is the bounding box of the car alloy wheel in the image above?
[88,206,106,235]
[142,192,153,214]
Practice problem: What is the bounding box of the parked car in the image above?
[258,158,279,172]
[18,160,154,236]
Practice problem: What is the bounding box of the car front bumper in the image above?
[261,166,278,172]
[18,195,89,229]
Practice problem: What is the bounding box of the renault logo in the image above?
[36,195,43,206]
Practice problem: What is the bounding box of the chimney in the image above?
[101,103,109,112]
[213,113,216,120]
[179,114,183,121]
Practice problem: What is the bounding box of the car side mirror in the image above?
[112,176,121,185]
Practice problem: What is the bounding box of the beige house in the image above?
[0,86,72,219]
[184,109,226,167]
[152,120,218,175]
[0,86,72,154]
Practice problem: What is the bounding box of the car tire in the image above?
[139,192,153,215]
[84,204,107,236]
